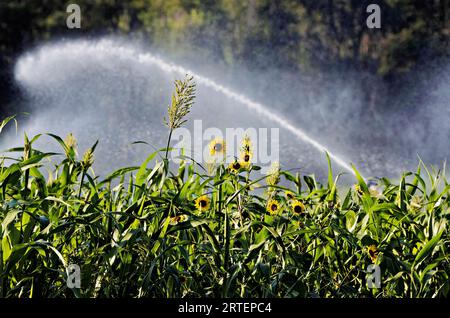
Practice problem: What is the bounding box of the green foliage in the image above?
[0,81,449,298]
[1,1,448,118]
[0,1,448,76]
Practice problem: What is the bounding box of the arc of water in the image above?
[134,52,354,174]
[16,41,355,174]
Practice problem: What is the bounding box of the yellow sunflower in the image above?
[209,138,226,157]
[195,195,210,211]
[266,199,281,215]
[241,134,252,154]
[291,200,305,215]
[240,152,252,169]
[367,244,379,263]
[169,214,189,226]
[179,276,187,284]
[354,184,364,196]
[228,160,242,173]
[285,191,295,200]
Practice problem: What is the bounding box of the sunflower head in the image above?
[291,200,305,215]
[240,151,252,168]
[169,214,189,226]
[179,276,187,284]
[209,138,226,157]
[195,195,210,211]
[367,244,379,263]
[241,134,252,153]
[239,135,253,169]
[229,160,242,173]
[240,159,250,170]
[354,184,364,196]
[266,199,281,216]
[285,191,295,200]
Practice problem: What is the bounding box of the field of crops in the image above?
[0,77,449,298]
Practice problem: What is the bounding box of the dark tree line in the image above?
[0,0,448,116]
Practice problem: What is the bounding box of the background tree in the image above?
[0,0,448,116]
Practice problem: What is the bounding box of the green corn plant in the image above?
[0,78,448,298]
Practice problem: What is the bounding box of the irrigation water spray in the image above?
[13,40,355,176]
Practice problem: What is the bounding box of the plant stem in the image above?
[222,185,230,297]
[164,128,174,161]
[24,169,29,197]
[161,128,174,196]
[78,171,86,199]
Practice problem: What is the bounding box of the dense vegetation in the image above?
[0,77,448,298]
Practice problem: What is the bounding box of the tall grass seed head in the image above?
[165,75,196,130]
[23,137,31,161]
[82,148,95,171]
[64,133,78,157]
[266,162,280,186]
